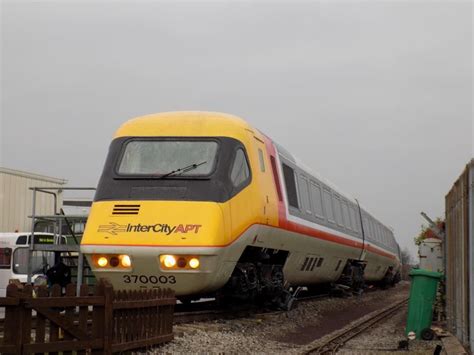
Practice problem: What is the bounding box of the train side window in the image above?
[258,149,265,172]
[363,215,370,239]
[323,189,335,223]
[270,156,283,201]
[374,221,380,242]
[0,248,12,269]
[355,208,362,233]
[282,164,299,208]
[341,201,351,231]
[310,182,324,219]
[333,195,344,227]
[349,206,358,233]
[370,220,377,241]
[299,176,312,215]
[367,218,373,239]
[230,149,250,187]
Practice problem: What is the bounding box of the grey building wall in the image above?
[0,167,67,232]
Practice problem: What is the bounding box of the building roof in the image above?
[0,167,67,185]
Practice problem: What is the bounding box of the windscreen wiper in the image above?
[155,161,207,179]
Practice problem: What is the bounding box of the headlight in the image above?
[120,255,132,267]
[160,255,200,270]
[162,255,177,268]
[189,258,200,269]
[97,256,108,267]
[92,254,132,269]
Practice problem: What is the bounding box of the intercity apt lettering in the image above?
[126,223,202,235]
[97,222,202,235]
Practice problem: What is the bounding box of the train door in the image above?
[254,136,270,225]
[226,138,255,245]
[250,134,279,227]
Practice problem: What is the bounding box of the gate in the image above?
[0,279,175,354]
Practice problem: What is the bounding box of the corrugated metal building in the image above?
[445,159,473,350]
[0,167,67,232]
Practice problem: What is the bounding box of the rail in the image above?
[304,298,408,354]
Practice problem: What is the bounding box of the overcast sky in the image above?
[1,0,472,256]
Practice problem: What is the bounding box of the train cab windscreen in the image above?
[94,136,251,202]
[118,140,218,177]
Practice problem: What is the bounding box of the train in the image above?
[81,111,401,309]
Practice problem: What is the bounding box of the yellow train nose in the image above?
[81,200,233,296]
[82,200,230,247]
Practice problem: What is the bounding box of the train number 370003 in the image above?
[123,274,176,285]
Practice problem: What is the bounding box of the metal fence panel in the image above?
[445,160,472,348]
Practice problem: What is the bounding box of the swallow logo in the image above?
[98,222,128,235]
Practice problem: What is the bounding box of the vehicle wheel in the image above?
[421,328,435,341]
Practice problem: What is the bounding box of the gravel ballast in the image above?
[150,282,441,354]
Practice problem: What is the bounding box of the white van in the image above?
[0,232,63,297]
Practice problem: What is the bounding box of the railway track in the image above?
[172,287,384,325]
[303,298,409,355]
[173,293,334,324]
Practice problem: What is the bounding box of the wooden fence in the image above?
[0,279,175,354]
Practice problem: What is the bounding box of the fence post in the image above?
[21,285,33,350]
[103,279,114,355]
[91,279,105,355]
[63,284,76,355]
[4,283,20,354]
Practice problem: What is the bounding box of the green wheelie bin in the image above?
[405,268,443,340]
